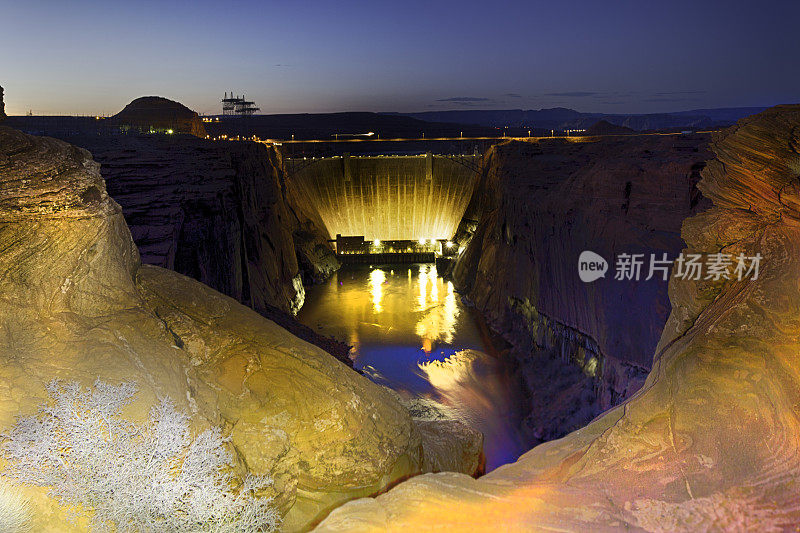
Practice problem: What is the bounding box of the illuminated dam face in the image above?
[290,153,479,241]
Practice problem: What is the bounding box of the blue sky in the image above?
[1,0,798,115]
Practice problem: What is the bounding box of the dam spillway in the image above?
[289,153,479,241]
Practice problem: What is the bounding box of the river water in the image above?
[296,263,527,471]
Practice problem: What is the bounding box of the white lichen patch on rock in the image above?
[1,380,280,532]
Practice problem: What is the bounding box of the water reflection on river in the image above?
[297,263,526,471]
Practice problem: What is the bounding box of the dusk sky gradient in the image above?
[2,0,798,116]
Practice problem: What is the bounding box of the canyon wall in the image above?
[60,134,338,309]
[56,133,347,362]
[314,105,800,533]
[451,135,712,443]
[291,154,479,241]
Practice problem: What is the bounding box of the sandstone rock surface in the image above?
[0,126,421,531]
[314,105,800,531]
[452,135,712,444]
[112,96,207,137]
[404,399,485,477]
[414,420,484,477]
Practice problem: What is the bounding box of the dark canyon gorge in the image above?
[54,124,714,450]
[2,84,800,531]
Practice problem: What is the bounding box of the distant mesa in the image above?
[585,119,635,135]
[112,96,206,137]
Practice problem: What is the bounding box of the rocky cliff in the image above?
[0,85,5,121]
[451,135,712,444]
[59,134,340,341]
[0,126,486,531]
[314,104,800,532]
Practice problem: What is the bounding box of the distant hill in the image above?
[392,106,768,132]
[585,120,635,135]
[667,107,770,123]
[6,110,497,141]
[113,96,207,137]
[203,112,496,140]
[4,104,772,141]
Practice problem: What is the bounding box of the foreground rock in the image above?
[0,126,422,531]
[315,104,800,530]
[452,134,712,444]
[404,398,485,477]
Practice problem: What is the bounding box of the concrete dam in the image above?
[289,153,479,242]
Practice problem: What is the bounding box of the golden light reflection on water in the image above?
[357,265,461,352]
[415,269,458,347]
[416,265,428,312]
[418,350,478,389]
[369,268,386,313]
[306,264,463,357]
[417,349,512,444]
